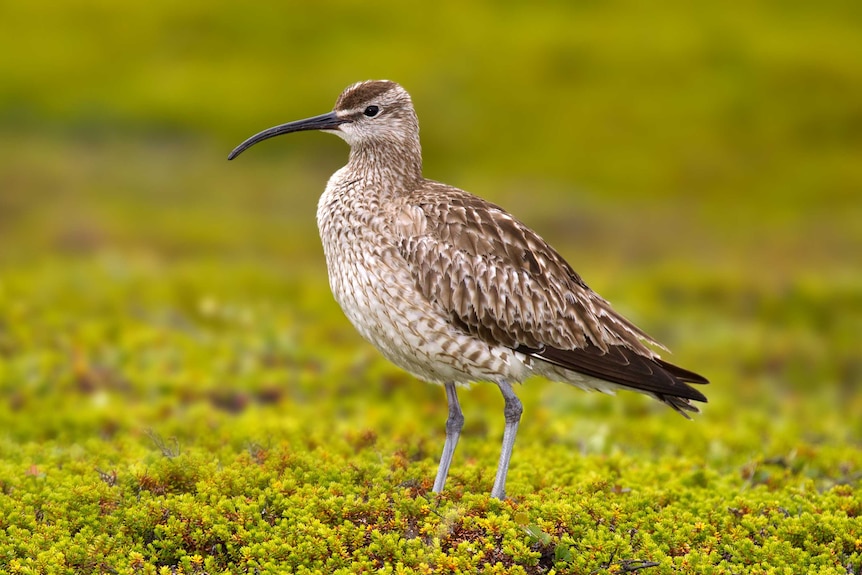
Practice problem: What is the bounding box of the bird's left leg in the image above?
[432,382,464,493]
[490,380,523,500]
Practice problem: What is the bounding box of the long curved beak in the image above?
[228,111,348,160]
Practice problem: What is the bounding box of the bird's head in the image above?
[228,80,419,160]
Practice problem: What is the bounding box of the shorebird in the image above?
[229,80,708,499]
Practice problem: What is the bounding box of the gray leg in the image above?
[490,380,523,500]
[432,382,464,493]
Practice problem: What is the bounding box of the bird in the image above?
[228,80,708,500]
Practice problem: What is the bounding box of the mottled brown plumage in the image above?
[400,185,707,412]
[229,80,708,499]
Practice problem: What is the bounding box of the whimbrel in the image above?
[229,80,708,499]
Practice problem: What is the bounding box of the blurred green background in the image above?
[1,0,860,476]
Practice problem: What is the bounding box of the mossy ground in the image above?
[1,1,861,573]
[2,159,860,574]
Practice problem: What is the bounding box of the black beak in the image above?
[228,111,349,160]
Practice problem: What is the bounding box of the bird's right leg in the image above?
[432,382,464,493]
[490,380,522,500]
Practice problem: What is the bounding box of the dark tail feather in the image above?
[516,343,709,418]
[653,357,709,418]
[655,358,709,385]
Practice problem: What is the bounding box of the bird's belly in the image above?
[320,233,527,385]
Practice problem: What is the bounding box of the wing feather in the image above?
[397,183,708,413]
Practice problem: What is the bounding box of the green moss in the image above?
[0,252,859,573]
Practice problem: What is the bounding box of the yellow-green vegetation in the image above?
[1,1,860,574]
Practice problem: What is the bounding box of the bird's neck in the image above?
[345,139,423,195]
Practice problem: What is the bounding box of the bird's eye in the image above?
[363,105,380,117]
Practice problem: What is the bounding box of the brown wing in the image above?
[397,182,707,412]
[516,344,707,416]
